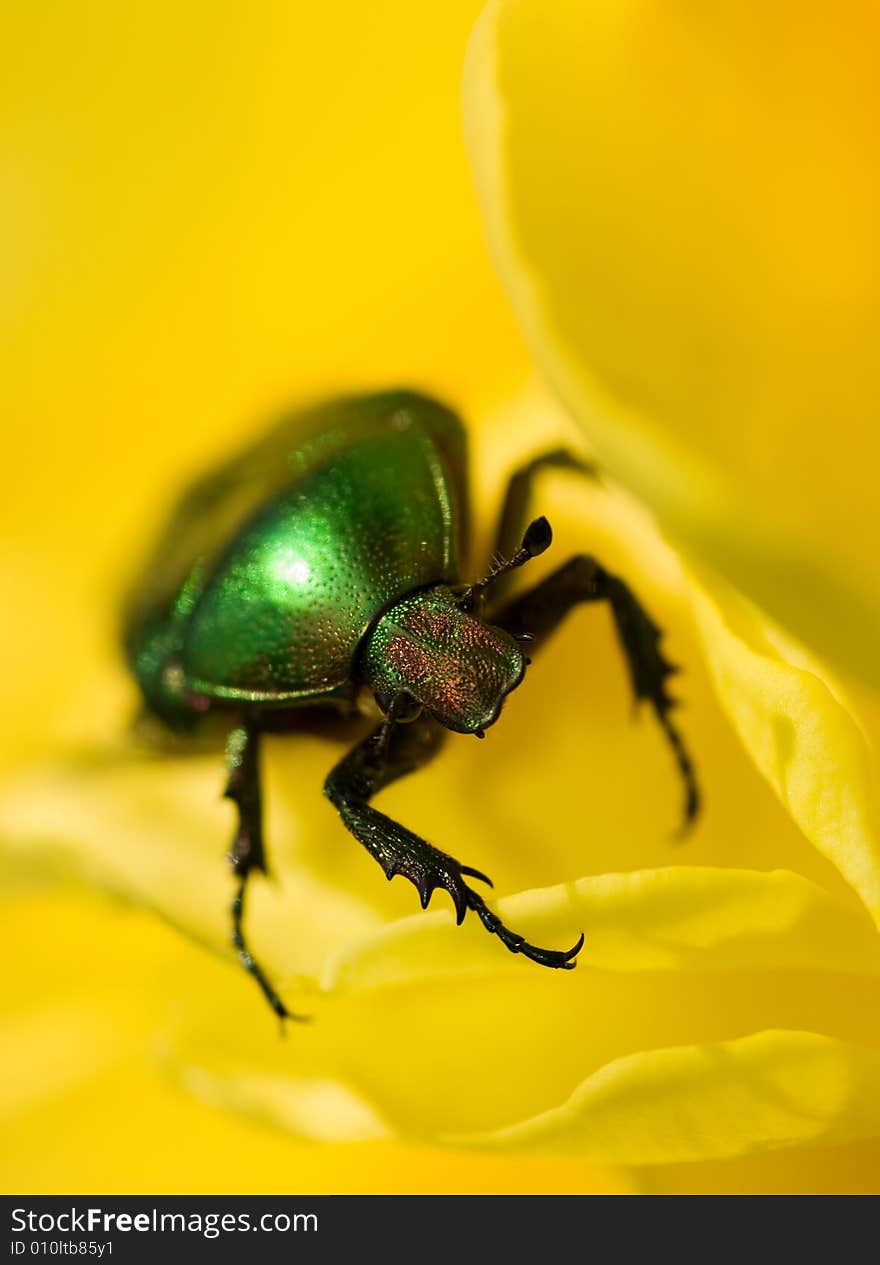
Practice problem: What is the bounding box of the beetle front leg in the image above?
[490,557,700,831]
[224,723,302,1025]
[324,716,583,968]
[489,448,597,604]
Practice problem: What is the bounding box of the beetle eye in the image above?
[389,693,423,724]
[453,585,480,615]
[373,689,423,724]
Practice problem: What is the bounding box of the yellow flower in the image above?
[464,0,880,689]
[3,0,880,1197]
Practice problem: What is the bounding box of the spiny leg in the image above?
[490,556,700,830]
[224,723,301,1024]
[489,448,698,830]
[324,713,583,968]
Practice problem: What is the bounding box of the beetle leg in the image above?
[224,723,303,1025]
[225,723,267,877]
[490,556,700,831]
[324,717,583,969]
[488,448,598,604]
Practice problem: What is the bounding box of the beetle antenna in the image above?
[459,517,552,610]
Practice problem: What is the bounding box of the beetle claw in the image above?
[384,844,583,963]
[384,842,476,927]
[422,876,462,922]
[460,864,493,888]
[449,885,468,925]
[465,889,586,970]
[434,864,494,924]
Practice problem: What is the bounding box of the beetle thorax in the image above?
[362,586,526,735]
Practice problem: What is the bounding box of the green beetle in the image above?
[125,390,698,1021]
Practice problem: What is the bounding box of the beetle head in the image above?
[363,586,526,736]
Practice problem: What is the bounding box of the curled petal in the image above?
[446,1031,880,1166]
[464,0,880,685]
[689,573,880,924]
[324,866,880,993]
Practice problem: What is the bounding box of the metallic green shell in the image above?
[124,392,468,725]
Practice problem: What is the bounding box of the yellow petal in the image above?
[639,1138,880,1195]
[464,0,880,686]
[0,745,381,988]
[325,866,880,993]
[689,574,880,924]
[2,885,630,1193]
[451,1031,880,1165]
[174,1065,390,1145]
[0,0,527,766]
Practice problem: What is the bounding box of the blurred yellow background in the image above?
[1,0,628,1195]
[0,0,528,765]
[5,1,880,1196]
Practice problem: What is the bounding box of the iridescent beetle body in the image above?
[125,391,698,1021]
[126,394,468,719]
